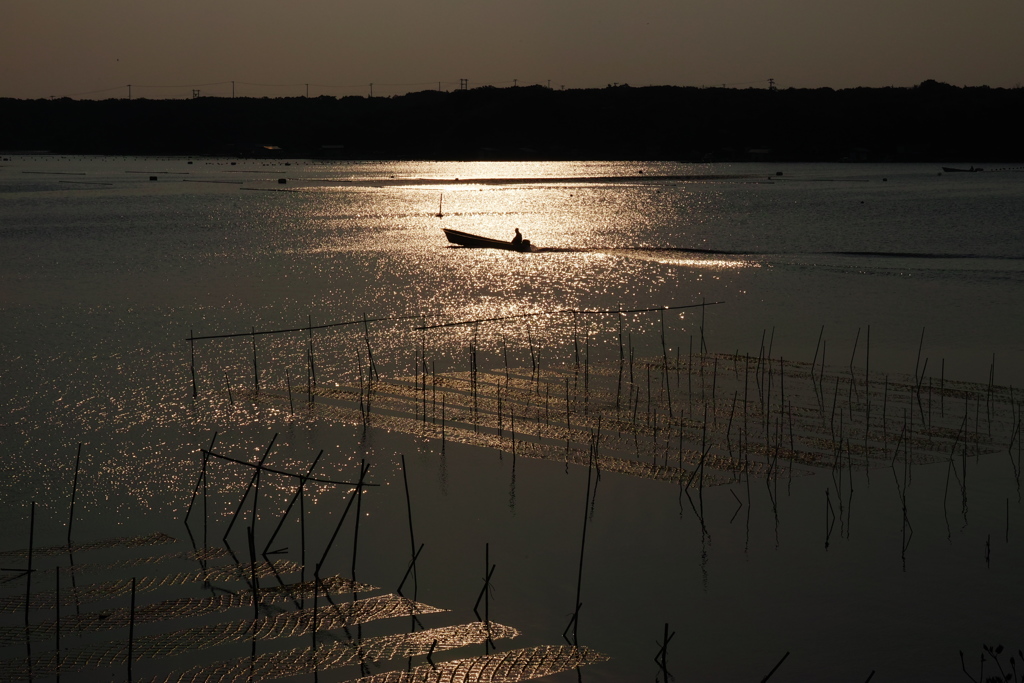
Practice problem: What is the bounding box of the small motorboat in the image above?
[942,166,983,173]
[442,228,534,252]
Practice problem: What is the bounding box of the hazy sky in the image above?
[2,0,1021,99]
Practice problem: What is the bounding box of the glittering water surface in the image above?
[1,156,1023,681]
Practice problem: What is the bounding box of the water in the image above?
[1,156,1022,681]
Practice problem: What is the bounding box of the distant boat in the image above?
[442,228,534,252]
[942,166,984,172]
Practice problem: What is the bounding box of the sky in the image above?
[2,0,1021,100]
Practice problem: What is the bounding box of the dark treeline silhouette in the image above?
[1,80,1021,161]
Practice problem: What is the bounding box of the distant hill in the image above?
[1,81,1021,161]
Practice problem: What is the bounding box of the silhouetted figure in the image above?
[511,228,523,249]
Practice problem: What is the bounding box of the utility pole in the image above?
[127,84,131,100]
[369,82,373,97]
[768,78,776,91]
[192,89,200,99]
[305,83,309,98]
[232,81,235,98]
[513,79,517,87]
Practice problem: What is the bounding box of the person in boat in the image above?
[511,228,523,248]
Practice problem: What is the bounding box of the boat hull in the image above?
[442,228,533,252]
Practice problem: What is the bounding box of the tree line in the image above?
[1,80,1020,161]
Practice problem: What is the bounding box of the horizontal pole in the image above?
[187,313,427,342]
[202,449,379,486]
[415,301,726,330]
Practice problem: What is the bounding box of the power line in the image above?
[56,85,127,98]
[133,81,231,89]
[40,76,780,100]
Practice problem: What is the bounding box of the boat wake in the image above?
[535,246,1024,261]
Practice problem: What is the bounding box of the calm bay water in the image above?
[1,156,1023,681]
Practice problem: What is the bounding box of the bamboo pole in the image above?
[414,301,725,331]
[67,443,81,546]
[400,453,418,599]
[189,312,427,341]
[811,325,824,383]
[128,577,136,681]
[248,527,259,619]
[699,298,707,354]
[569,444,596,644]
[25,501,34,629]
[263,449,324,555]
[363,313,378,381]
[189,329,198,398]
[352,459,365,579]
[223,434,278,543]
[396,543,424,597]
[308,314,317,389]
[660,308,673,418]
[315,461,370,576]
[54,569,59,671]
[914,327,925,385]
[251,327,259,391]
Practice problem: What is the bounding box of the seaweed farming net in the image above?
[0,532,178,560]
[0,560,301,612]
[347,645,609,682]
[146,622,520,683]
[0,573,374,645]
[0,593,444,678]
[229,351,1019,489]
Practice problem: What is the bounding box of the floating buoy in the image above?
[149,176,158,181]
[278,178,287,184]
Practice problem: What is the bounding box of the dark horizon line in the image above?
[4,78,1021,103]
